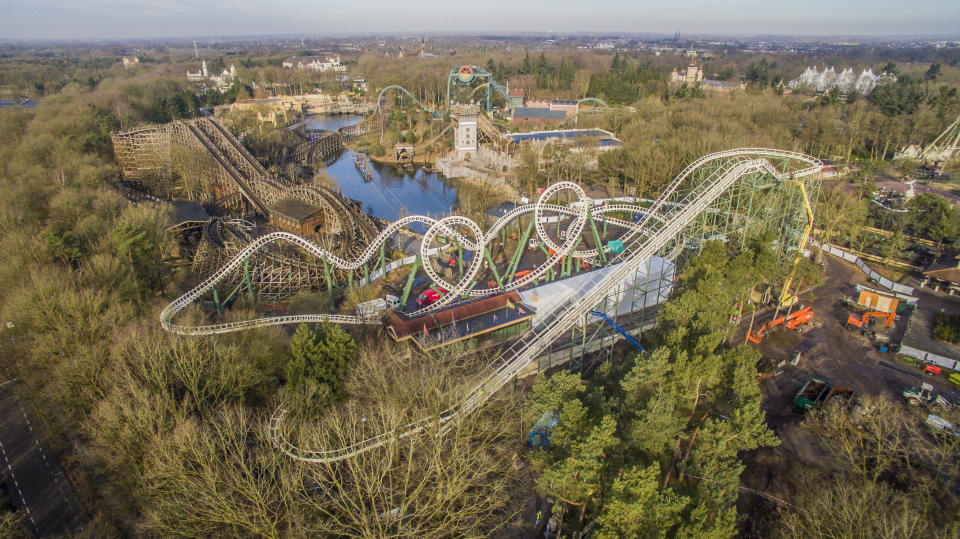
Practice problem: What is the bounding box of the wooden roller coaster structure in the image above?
[112,117,378,300]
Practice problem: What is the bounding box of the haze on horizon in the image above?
[1,0,959,40]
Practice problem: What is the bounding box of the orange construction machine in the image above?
[846,311,894,329]
[747,306,814,344]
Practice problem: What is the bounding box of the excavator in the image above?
[846,311,894,329]
[747,306,814,344]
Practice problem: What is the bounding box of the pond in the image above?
[305,114,458,224]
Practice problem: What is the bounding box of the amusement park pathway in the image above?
[0,382,87,536]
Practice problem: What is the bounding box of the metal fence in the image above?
[815,242,915,296]
[898,343,960,371]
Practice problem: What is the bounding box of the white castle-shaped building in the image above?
[789,66,893,95]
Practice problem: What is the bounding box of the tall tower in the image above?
[452,104,479,161]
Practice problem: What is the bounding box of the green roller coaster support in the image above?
[588,209,607,265]
[399,255,422,307]
[484,248,503,289]
[379,243,386,275]
[538,243,555,282]
[348,269,353,288]
[322,258,334,298]
[212,288,223,317]
[444,65,512,113]
[562,238,581,279]
[221,258,254,308]
[571,237,583,275]
[244,258,255,304]
[457,241,464,279]
[602,212,608,236]
[461,280,477,300]
[506,218,535,284]
[222,281,244,307]
[364,263,370,283]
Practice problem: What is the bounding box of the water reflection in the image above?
[305,114,458,224]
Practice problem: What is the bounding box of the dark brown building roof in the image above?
[924,267,960,284]
[269,198,321,223]
[386,291,535,351]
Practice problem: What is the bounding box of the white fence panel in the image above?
[817,243,915,296]
[898,344,960,371]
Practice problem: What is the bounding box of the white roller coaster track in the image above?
[260,148,820,463]
[160,186,671,333]
[160,149,819,462]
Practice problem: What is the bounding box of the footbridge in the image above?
[158,148,821,463]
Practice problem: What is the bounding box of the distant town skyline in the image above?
[2,0,959,40]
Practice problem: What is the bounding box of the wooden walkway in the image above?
[0,382,87,537]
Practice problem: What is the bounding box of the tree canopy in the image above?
[525,240,782,536]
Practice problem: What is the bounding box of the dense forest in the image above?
[0,42,959,536]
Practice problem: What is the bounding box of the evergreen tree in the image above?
[314,320,356,399]
[112,214,165,301]
[287,323,322,387]
[908,192,959,244]
[519,53,532,75]
[610,52,622,73]
[595,464,688,539]
[285,322,356,401]
[526,240,781,536]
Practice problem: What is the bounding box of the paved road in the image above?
[0,383,87,537]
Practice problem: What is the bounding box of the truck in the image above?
[794,377,831,412]
[823,384,856,407]
[793,377,856,412]
[416,286,448,308]
[356,294,400,319]
[902,383,953,410]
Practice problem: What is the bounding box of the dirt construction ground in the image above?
[737,252,960,524]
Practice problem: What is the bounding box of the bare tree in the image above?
[283,339,529,537]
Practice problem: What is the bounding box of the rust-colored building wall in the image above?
[387,291,525,339]
[857,290,899,313]
[268,212,325,237]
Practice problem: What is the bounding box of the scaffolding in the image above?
[532,155,820,373]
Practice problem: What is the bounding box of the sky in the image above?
[1,0,959,40]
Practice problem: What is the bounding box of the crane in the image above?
[747,306,814,344]
[778,175,815,307]
[846,311,894,329]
